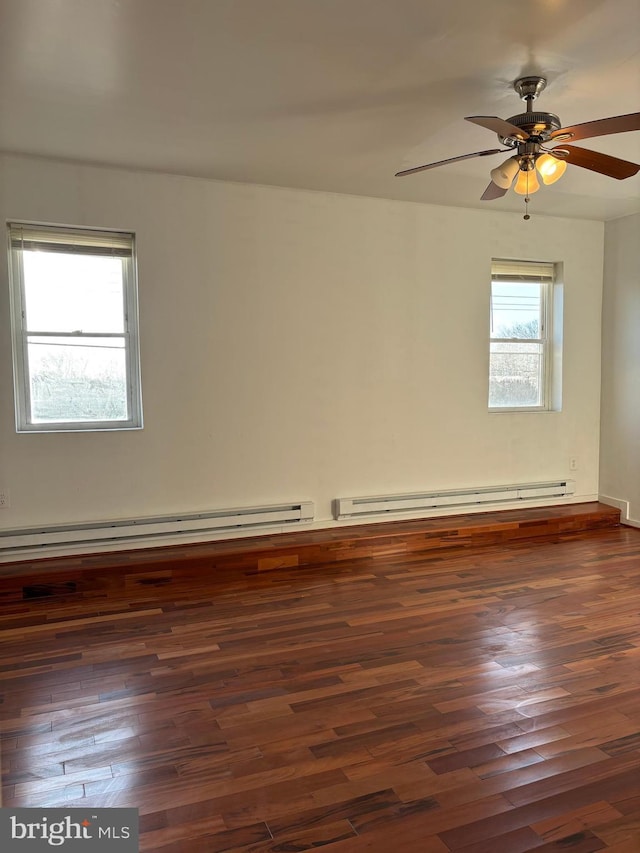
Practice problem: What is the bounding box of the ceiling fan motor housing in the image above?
[499,111,562,146]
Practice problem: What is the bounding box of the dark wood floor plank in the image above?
[451,825,546,852]
[531,800,625,842]
[530,833,608,852]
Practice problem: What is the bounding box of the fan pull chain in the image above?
[523,168,531,220]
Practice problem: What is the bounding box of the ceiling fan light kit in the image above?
[396,75,640,219]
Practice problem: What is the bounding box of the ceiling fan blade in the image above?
[465,116,529,140]
[553,145,640,179]
[480,181,508,201]
[551,112,640,142]
[395,149,507,177]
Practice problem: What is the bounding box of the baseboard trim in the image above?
[598,494,640,528]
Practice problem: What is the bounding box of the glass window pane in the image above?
[489,342,543,408]
[23,251,125,333]
[27,336,128,423]
[490,282,541,339]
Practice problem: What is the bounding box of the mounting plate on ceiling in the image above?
[514,76,547,101]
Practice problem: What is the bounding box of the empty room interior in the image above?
[0,1,639,851]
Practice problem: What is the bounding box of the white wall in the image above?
[600,212,640,526]
[0,154,604,533]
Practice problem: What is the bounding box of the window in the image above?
[488,259,555,411]
[7,223,142,432]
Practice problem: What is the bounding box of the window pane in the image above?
[27,336,128,423]
[490,282,541,339]
[489,342,543,408]
[23,251,125,333]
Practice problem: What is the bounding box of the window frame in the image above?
[488,259,554,413]
[7,222,143,433]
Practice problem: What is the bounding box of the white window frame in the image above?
[488,259,555,413]
[7,222,143,433]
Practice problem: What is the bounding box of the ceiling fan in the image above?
[395,76,640,216]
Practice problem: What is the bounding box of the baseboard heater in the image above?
[0,501,315,554]
[335,480,575,520]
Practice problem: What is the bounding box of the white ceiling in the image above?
[1,0,639,220]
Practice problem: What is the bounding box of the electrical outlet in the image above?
[0,489,9,507]
[569,457,578,472]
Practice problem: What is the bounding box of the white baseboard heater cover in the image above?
[335,481,575,520]
[0,501,315,554]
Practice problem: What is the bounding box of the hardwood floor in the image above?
[1,520,639,851]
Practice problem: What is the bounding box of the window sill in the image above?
[488,407,559,414]
[18,423,144,434]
